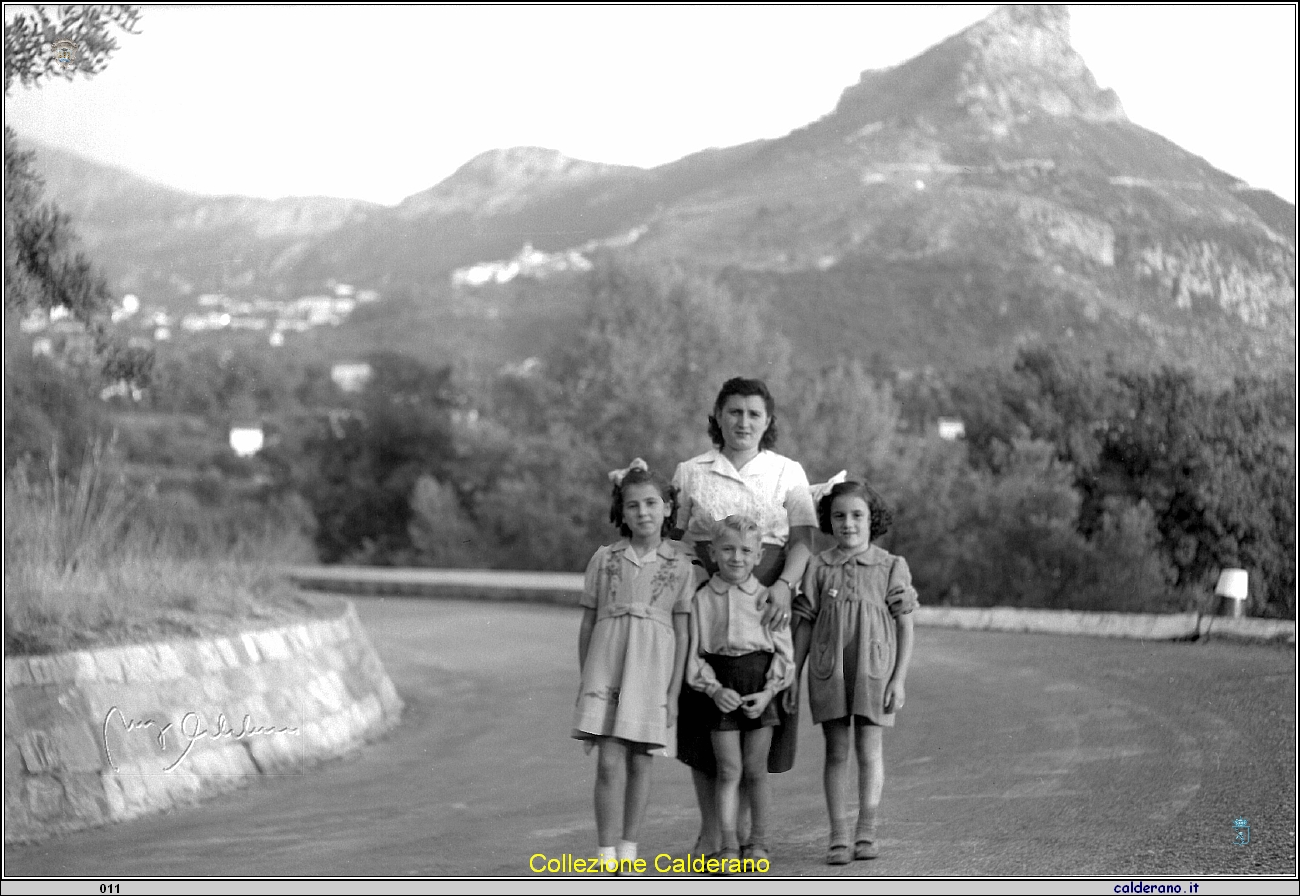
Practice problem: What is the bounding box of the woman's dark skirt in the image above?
[678,542,799,775]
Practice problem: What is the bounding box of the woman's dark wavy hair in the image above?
[609,467,679,538]
[707,377,779,451]
[816,479,893,541]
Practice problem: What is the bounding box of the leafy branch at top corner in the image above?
[4,5,142,95]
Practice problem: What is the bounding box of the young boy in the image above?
[687,515,795,872]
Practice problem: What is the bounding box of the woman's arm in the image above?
[577,607,597,672]
[783,562,818,711]
[884,612,914,713]
[763,524,815,629]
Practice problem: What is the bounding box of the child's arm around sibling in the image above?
[883,556,915,713]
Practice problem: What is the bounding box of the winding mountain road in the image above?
[6,597,1295,878]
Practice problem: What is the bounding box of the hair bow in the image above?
[608,457,649,486]
[810,470,848,504]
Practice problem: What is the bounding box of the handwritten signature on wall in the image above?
[102,706,301,774]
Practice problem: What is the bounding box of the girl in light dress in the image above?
[790,478,918,865]
[572,459,696,873]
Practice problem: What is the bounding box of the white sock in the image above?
[617,840,638,863]
[598,846,618,872]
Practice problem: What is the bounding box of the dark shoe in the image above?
[691,837,719,861]
[854,839,879,860]
[826,842,851,865]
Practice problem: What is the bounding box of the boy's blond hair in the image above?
[710,514,762,543]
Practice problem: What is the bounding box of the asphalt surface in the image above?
[6,597,1296,878]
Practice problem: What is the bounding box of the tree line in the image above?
[17,260,1288,618]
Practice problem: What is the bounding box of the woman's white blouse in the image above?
[672,449,817,547]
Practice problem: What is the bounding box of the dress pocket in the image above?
[809,623,838,681]
[867,638,891,679]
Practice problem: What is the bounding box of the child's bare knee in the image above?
[715,756,743,784]
[596,749,623,781]
[825,737,851,764]
[741,754,768,785]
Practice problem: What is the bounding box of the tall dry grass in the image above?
[4,441,325,655]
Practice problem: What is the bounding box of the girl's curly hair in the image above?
[816,479,893,541]
[707,377,779,451]
[609,467,679,539]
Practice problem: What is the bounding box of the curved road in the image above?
[7,598,1295,878]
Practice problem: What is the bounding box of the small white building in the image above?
[331,362,373,393]
[229,424,265,458]
[937,417,966,441]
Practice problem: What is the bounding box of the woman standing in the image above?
[673,376,817,858]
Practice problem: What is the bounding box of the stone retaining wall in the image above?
[4,602,403,844]
[287,566,1295,646]
[914,606,1295,644]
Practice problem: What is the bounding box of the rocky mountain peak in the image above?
[958,4,1125,124]
[831,4,1124,133]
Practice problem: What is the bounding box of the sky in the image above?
[4,4,1297,206]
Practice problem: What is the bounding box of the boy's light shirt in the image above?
[687,574,795,697]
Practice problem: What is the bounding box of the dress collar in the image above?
[706,448,770,479]
[614,539,679,565]
[823,543,890,567]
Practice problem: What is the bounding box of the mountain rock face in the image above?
[834,4,1125,135]
[18,4,1296,382]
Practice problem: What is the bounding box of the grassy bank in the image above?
[4,443,332,656]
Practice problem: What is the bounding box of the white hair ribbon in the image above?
[607,457,649,486]
[810,470,848,504]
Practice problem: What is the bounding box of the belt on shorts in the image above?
[597,604,674,628]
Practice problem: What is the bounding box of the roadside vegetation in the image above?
[3,439,331,656]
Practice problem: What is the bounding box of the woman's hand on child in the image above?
[884,678,906,713]
[740,689,773,719]
[713,688,742,713]
[761,584,794,631]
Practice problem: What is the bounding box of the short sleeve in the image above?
[765,625,796,692]
[672,552,696,615]
[885,556,919,617]
[671,462,692,535]
[580,547,605,609]
[783,461,817,530]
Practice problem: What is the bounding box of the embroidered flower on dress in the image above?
[602,550,623,594]
[649,560,681,602]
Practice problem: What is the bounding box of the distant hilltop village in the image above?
[450,226,647,287]
[20,281,383,354]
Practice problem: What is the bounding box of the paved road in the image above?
[7,598,1296,878]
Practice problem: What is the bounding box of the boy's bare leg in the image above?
[711,730,744,854]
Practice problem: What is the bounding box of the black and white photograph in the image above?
[3,4,1296,890]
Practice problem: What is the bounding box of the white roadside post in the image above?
[1214,568,1249,618]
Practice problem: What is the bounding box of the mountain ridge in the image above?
[14,4,1296,384]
